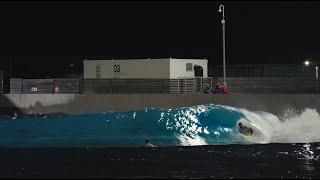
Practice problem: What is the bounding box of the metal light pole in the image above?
[316,66,319,93]
[218,4,227,87]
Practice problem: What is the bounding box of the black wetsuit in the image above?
[239,126,253,135]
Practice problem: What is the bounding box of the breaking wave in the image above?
[0,104,319,147]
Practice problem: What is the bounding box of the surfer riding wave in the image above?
[238,122,253,136]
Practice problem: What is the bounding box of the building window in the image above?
[96,64,101,79]
[186,63,193,71]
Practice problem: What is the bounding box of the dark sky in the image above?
[1,1,320,78]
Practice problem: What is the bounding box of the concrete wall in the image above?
[2,94,320,117]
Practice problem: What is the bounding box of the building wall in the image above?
[83,61,97,79]
[84,59,170,79]
[84,58,208,79]
[169,59,208,79]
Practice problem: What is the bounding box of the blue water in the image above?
[0,104,319,148]
[2,104,320,178]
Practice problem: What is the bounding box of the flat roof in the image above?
[83,57,208,61]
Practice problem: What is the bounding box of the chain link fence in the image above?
[213,64,317,78]
[8,77,320,94]
[10,79,80,94]
[211,64,319,93]
[0,71,3,94]
[7,63,320,94]
[213,77,318,94]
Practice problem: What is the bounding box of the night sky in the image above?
[0,1,320,79]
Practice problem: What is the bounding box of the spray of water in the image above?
[230,106,320,144]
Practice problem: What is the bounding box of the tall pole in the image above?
[10,56,12,78]
[316,66,319,93]
[219,5,227,87]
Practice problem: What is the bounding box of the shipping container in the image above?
[83,58,208,79]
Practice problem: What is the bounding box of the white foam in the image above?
[226,105,320,144]
[271,109,320,143]
[177,134,207,146]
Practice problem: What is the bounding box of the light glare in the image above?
[304,60,310,66]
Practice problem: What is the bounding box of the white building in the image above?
[83,58,208,79]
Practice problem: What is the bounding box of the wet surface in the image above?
[1,143,320,178]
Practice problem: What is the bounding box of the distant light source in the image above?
[304,60,310,66]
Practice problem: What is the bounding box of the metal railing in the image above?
[9,78,213,95]
[83,78,213,94]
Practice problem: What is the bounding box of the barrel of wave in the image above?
[229,107,280,144]
[165,104,279,145]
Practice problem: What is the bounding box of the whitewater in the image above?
[0,104,319,147]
